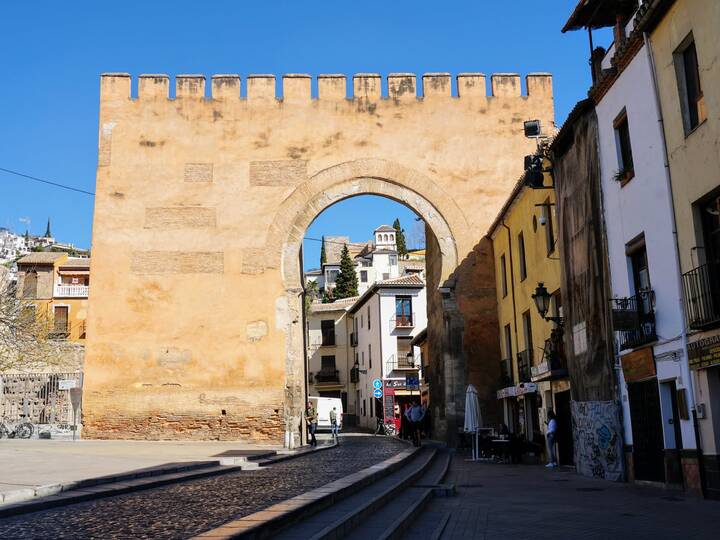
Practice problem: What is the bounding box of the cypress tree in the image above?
[320,236,327,265]
[334,244,359,299]
[393,218,408,259]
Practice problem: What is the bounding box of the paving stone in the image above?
[0,435,405,540]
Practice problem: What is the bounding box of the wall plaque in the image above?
[621,347,656,383]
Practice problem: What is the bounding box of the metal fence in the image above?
[0,372,83,429]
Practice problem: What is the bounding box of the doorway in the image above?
[554,389,574,466]
[628,379,665,482]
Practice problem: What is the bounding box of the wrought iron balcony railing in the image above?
[315,369,340,383]
[682,263,720,330]
[390,313,415,331]
[610,290,657,350]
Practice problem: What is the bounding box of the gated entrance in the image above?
[0,372,83,437]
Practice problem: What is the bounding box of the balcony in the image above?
[517,350,533,383]
[314,369,340,384]
[54,284,89,298]
[390,313,415,331]
[499,358,512,387]
[683,264,720,330]
[386,354,419,373]
[532,332,568,382]
[610,291,657,350]
[350,366,359,383]
[350,332,358,347]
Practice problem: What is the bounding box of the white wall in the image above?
[596,43,695,450]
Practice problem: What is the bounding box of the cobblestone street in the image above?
[0,435,405,539]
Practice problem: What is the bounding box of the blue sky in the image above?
[0,0,599,266]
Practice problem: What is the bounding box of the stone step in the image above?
[193,442,423,539]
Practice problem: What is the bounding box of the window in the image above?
[500,254,508,298]
[518,231,527,281]
[382,273,390,280]
[361,314,364,328]
[367,307,371,330]
[321,355,336,370]
[327,269,339,283]
[628,237,653,317]
[674,36,706,134]
[360,270,368,283]
[321,320,335,346]
[22,270,38,298]
[503,324,512,360]
[368,343,372,369]
[395,296,413,326]
[614,109,634,183]
[522,310,533,354]
[389,255,397,265]
[543,200,555,254]
[361,351,365,366]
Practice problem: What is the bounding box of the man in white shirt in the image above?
[545,409,558,468]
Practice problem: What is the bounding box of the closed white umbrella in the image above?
[464,384,481,460]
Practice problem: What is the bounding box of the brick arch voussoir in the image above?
[268,158,467,290]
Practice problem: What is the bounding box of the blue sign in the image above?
[405,375,420,390]
[372,378,382,390]
[373,389,383,398]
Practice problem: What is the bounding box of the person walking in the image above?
[305,401,318,447]
[329,406,339,442]
[405,401,425,447]
[545,409,558,468]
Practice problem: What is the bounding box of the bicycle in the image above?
[374,419,398,437]
[0,416,34,439]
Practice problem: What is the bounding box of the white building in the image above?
[309,225,407,297]
[347,274,427,431]
[593,7,695,486]
[304,225,426,427]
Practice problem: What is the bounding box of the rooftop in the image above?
[16,252,66,265]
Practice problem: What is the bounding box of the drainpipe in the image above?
[644,31,706,498]
[501,221,521,383]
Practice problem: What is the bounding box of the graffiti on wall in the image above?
[571,400,624,481]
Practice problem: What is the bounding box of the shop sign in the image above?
[516,382,537,396]
[621,347,655,382]
[496,386,517,399]
[383,395,394,421]
[688,334,720,370]
[384,379,406,389]
[531,361,550,379]
[405,375,420,390]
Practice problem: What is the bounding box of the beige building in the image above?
[85,71,554,445]
[648,0,720,498]
[16,253,90,343]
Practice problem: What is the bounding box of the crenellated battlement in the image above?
[100,72,552,102]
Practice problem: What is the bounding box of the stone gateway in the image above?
[84,72,554,445]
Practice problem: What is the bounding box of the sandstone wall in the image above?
[85,72,554,443]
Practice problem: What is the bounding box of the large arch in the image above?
[267,158,469,446]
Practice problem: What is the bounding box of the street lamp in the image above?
[532,282,564,326]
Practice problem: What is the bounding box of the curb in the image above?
[193,444,422,539]
[0,441,337,518]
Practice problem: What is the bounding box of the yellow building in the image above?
[649,0,720,499]
[16,252,90,343]
[488,176,573,463]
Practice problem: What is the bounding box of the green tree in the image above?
[320,236,327,266]
[393,218,408,259]
[304,280,319,315]
[333,244,359,299]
